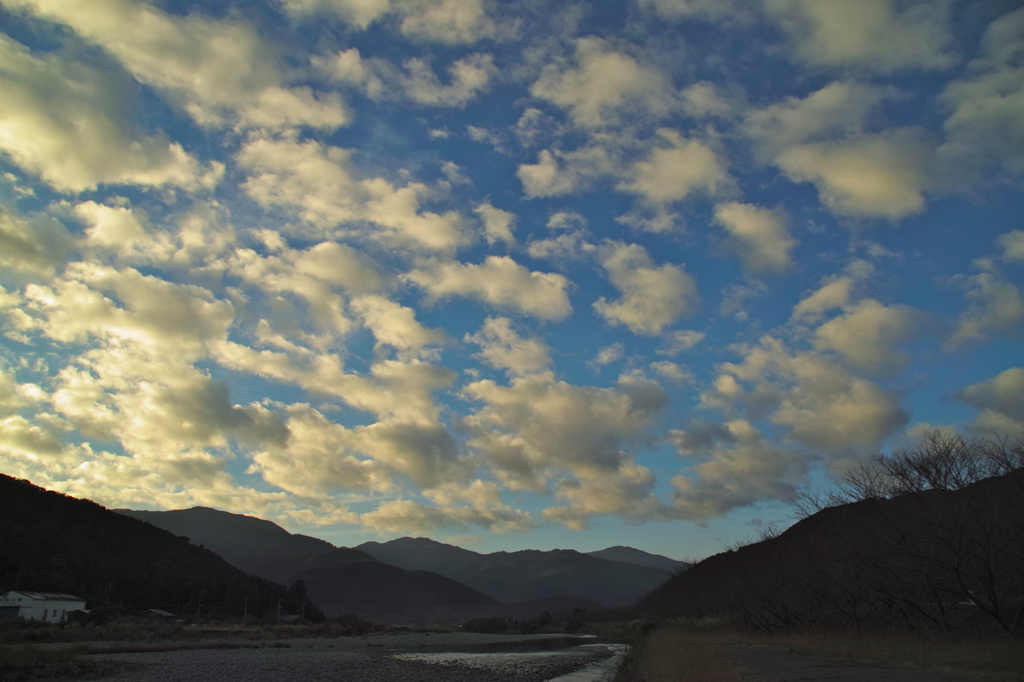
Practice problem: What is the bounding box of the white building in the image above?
[0,592,86,623]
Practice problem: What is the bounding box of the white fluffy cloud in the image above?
[708,335,909,455]
[351,294,445,353]
[517,145,617,199]
[474,202,517,247]
[282,0,504,44]
[746,83,933,219]
[531,37,675,128]
[238,136,466,251]
[670,419,807,520]
[0,34,204,192]
[0,206,73,276]
[775,129,932,219]
[812,299,920,373]
[713,202,795,274]
[939,7,1024,179]
[404,256,572,320]
[619,130,728,204]
[948,260,1024,348]
[997,230,1024,262]
[765,0,955,72]
[462,373,668,514]
[594,242,698,335]
[465,317,551,376]
[956,367,1024,435]
[11,0,348,131]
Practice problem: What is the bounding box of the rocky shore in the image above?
[90,632,622,682]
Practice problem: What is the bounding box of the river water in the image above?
[392,634,628,682]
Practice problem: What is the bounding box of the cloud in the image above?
[474,202,517,247]
[530,37,674,128]
[637,0,737,20]
[543,460,664,529]
[404,256,572,320]
[670,419,807,520]
[282,0,506,44]
[0,34,204,192]
[350,294,445,353]
[74,201,150,254]
[745,83,932,219]
[397,0,505,44]
[13,0,348,131]
[791,259,873,321]
[948,260,1024,348]
[764,0,955,72]
[713,202,795,274]
[463,373,668,500]
[465,317,551,376]
[619,130,728,204]
[0,206,73,276]
[650,360,691,381]
[812,299,921,373]
[997,230,1024,262]
[956,367,1024,435]
[23,264,234,359]
[939,7,1024,179]
[708,335,909,455]
[517,145,616,198]
[319,49,496,107]
[774,129,932,219]
[594,242,698,335]
[657,330,705,356]
[591,343,625,368]
[238,136,465,251]
[744,81,887,156]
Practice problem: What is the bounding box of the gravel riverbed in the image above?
[89,633,624,682]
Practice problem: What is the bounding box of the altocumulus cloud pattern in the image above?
[0,0,1022,557]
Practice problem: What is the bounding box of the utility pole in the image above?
[276,599,283,624]
[103,582,114,607]
[243,595,250,626]
[197,590,205,618]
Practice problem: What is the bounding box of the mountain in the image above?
[0,475,315,620]
[355,537,671,607]
[115,509,600,622]
[117,507,375,585]
[295,561,501,622]
[587,546,688,573]
[632,468,1024,636]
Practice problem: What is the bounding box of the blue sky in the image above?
[0,0,1022,561]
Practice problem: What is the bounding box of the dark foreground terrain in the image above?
[7,632,622,682]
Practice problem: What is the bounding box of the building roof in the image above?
[5,591,86,601]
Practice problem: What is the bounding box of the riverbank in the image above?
[611,622,1024,682]
[3,632,622,682]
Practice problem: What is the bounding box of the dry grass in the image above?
[615,619,1024,682]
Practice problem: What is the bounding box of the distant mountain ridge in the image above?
[117,507,371,585]
[119,507,679,616]
[355,537,674,607]
[586,546,688,573]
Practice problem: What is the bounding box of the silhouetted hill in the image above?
[296,562,502,622]
[117,507,376,585]
[356,538,671,607]
[634,468,1024,636]
[0,475,316,619]
[587,546,688,573]
[356,536,480,575]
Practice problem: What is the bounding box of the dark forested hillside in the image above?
[117,506,375,585]
[636,437,1024,637]
[0,475,318,619]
